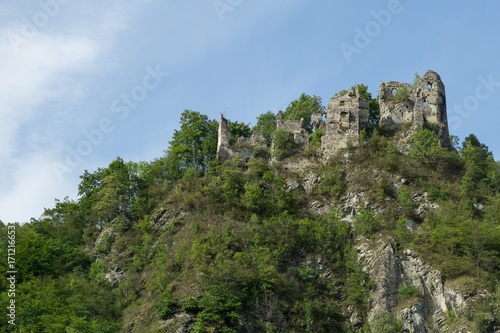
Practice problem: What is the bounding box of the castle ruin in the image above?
[319,85,369,156]
[379,70,449,146]
[216,70,449,162]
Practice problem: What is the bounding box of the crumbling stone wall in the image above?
[276,111,309,145]
[379,81,415,129]
[320,85,369,158]
[311,109,326,132]
[216,114,267,162]
[217,87,370,162]
[216,70,451,163]
[379,70,450,147]
[216,114,233,162]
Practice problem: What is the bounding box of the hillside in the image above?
[1,73,500,332]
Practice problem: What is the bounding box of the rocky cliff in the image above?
[355,235,478,333]
[89,71,500,333]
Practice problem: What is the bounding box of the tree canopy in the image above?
[357,84,380,128]
[282,93,323,132]
[252,111,277,144]
[165,110,218,179]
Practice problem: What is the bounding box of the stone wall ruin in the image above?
[216,70,450,162]
[320,85,369,157]
[379,70,450,147]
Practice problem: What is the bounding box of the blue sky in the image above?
[1,1,499,223]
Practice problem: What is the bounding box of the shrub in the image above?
[370,313,404,332]
[155,287,179,319]
[273,128,297,161]
[398,283,421,301]
[346,250,373,312]
[354,206,379,236]
[398,186,415,218]
[314,164,345,199]
[192,285,241,333]
[392,86,410,103]
[309,129,324,149]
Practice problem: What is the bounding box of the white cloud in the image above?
[0,2,138,223]
[0,34,100,157]
[0,152,77,223]
[0,35,101,223]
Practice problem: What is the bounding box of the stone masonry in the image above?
[379,70,450,147]
[216,114,267,162]
[319,85,369,157]
[216,70,450,162]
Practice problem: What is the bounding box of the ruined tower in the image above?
[217,114,267,163]
[216,114,232,162]
[320,85,369,157]
[379,70,450,146]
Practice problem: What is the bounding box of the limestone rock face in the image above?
[356,236,470,333]
[157,312,194,333]
[356,238,402,323]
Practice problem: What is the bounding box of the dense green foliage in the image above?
[272,128,296,161]
[1,97,499,332]
[0,220,120,332]
[282,93,323,132]
[166,110,219,179]
[357,84,380,128]
[252,111,276,144]
[227,120,251,145]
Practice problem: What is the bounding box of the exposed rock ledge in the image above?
[355,235,472,333]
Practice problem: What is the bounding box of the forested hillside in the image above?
[1,92,499,332]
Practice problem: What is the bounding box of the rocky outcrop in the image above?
[356,236,471,333]
[157,312,194,333]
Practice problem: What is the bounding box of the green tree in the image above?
[398,186,415,218]
[357,84,379,128]
[461,134,492,181]
[282,93,323,132]
[166,110,218,179]
[489,161,500,194]
[193,285,241,332]
[353,206,379,236]
[40,198,86,244]
[78,166,107,225]
[227,120,251,145]
[6,223,89,282]
[252,111,277,144]
[409,129,459,172]
[411,71,421,89]
[272,128,296,161]
[460,134,499,196]
[5,273,120,333]
[77,157,152,229]
[93,158,135,221]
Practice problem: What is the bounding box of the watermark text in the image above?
[448,74,500,130]
[6,224,16,326]
[51,65,169,181]
[340,0,411,63]
[213,0,243,21]
[7,0,71,53]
